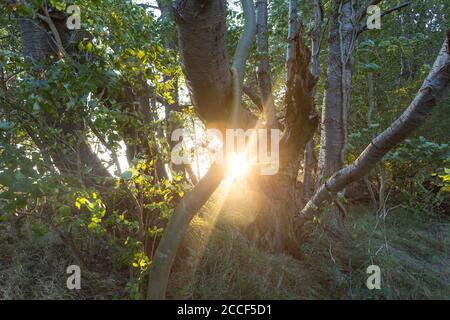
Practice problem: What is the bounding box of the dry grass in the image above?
[1,180,448,299]
[0,225,126,300]
[168,182,450,299]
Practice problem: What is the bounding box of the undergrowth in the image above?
[0,182,448,299]
[169,185,450,300]
[0,225,126,299]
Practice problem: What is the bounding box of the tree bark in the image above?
[317,0,356,185]
[248,25,318,253]
[303,141,315,201]
[298,33,450,223]
[365,33,375,127]
[174,0,230,127]
[256,0,276,127]
[303,0,323,202]
[18,17,52,64]
[285,0,298,84]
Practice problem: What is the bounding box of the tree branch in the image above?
[358,2,411,34]
[37,4,70,60]
[230,0,256,127]
[88,121,122,175]
[357,0,385,21]
[137,3,160,11]
[243,85,263,111]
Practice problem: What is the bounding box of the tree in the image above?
[255,0,276,128]
[2,1,185,295]
[316,0,357,186]
[316,0,411,185]
[298,32,450,223]
[147,0,318,299]
[303,0,323,202]
[1,0,448,301]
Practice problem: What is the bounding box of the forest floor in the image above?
[1,180,449,299]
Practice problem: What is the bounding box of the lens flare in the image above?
[227,154,248,178]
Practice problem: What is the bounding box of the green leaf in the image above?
[57,205,71,217]
[363,63,381,71]
[136,50,146,60]
[86,42,94,52]
[31,222,49,237]
[121,170,133,180]
[50,0,66,11]
[75,197,87,209]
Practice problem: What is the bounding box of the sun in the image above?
[227,154,248,178]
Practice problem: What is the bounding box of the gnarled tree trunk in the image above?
[16,12,113,188]
[248,28,318,253]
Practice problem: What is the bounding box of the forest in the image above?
[0,0,449,300]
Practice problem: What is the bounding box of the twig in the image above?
[88,121,122,175]
[358,2,411,34]
[37,4,73,63]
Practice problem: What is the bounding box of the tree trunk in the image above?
[303,0,323,202]
[174,0,231,128]
[303,141,315,201]
[147,164,225,299]
[248,165,300,254]
[365,33,375,127]
[285,0,298,84]
[298,33,450,223]
[317,0,356,185]
[248,23,318,254]
[18,17,52,64]
[256,0,276,127]
[17,13,113,188]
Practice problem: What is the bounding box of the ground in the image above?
[1,181,449,299]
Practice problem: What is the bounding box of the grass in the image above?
[168,182,450,300]
[0,225,126,299]
[0,182,449,299]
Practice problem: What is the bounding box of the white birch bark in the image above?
[317,0,356,184]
